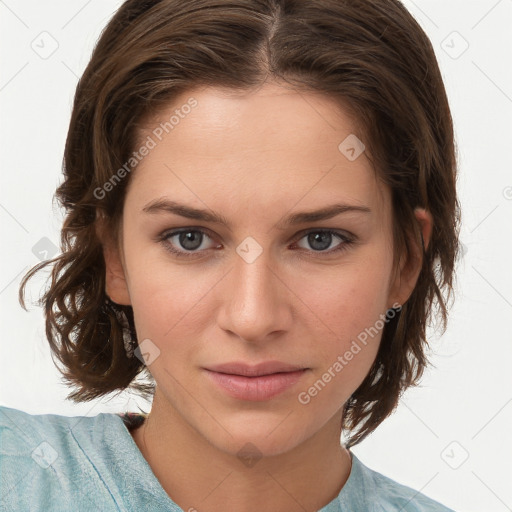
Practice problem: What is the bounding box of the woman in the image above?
[2,0,459,510]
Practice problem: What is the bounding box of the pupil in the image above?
[309,232,331,251]
[180,231,202,250]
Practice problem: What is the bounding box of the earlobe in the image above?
[388,207,433,308]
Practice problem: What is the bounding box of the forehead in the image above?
[126,83,389,219]
[137,82,362,160]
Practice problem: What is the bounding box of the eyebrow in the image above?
[142,197,371,230]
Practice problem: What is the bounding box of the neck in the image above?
[131,391,352,512]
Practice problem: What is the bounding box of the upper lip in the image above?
[205,361,307,377]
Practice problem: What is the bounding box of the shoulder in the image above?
[0,403,111,458]
[350,453,455,512]
[0,404,123,511]
[0,403,102,436]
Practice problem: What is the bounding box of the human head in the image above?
[19,0,460,448]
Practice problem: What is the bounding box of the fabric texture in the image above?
[0,405,455,511]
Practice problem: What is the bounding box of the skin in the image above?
[99,81,432,512]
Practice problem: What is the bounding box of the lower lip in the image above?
[204,369,308,401]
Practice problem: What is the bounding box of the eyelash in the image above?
[157,227,356,259]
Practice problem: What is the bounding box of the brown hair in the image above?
[19,0,460,447]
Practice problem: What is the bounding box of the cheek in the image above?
[298,256,394,342]
[296,269,388,412]
[124,246,221,351]
[292,249,393,400]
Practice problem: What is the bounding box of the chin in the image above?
[198,413,314,460]
[219,432,304,461]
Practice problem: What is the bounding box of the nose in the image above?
[216,245,294,344]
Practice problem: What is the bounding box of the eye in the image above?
[293,229,354,255]
[159,228,219,258]
[158,227,355,259]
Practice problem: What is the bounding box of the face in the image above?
[103,82,424,457]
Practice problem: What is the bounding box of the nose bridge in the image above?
[234,247,274,299]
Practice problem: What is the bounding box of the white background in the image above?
[1,1,511,511]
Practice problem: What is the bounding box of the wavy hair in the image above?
[19,0,460,447]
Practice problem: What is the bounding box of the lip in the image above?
[203,361,309,401]
[206,361,306,377]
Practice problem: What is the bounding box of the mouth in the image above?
[203,361,309,401]
[206,361,307,377]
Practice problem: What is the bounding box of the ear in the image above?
[388,208,433,308]
[96,217,131,306]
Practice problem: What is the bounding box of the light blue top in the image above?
[0,405,455,511]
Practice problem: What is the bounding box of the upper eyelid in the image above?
[160,226,217,242]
